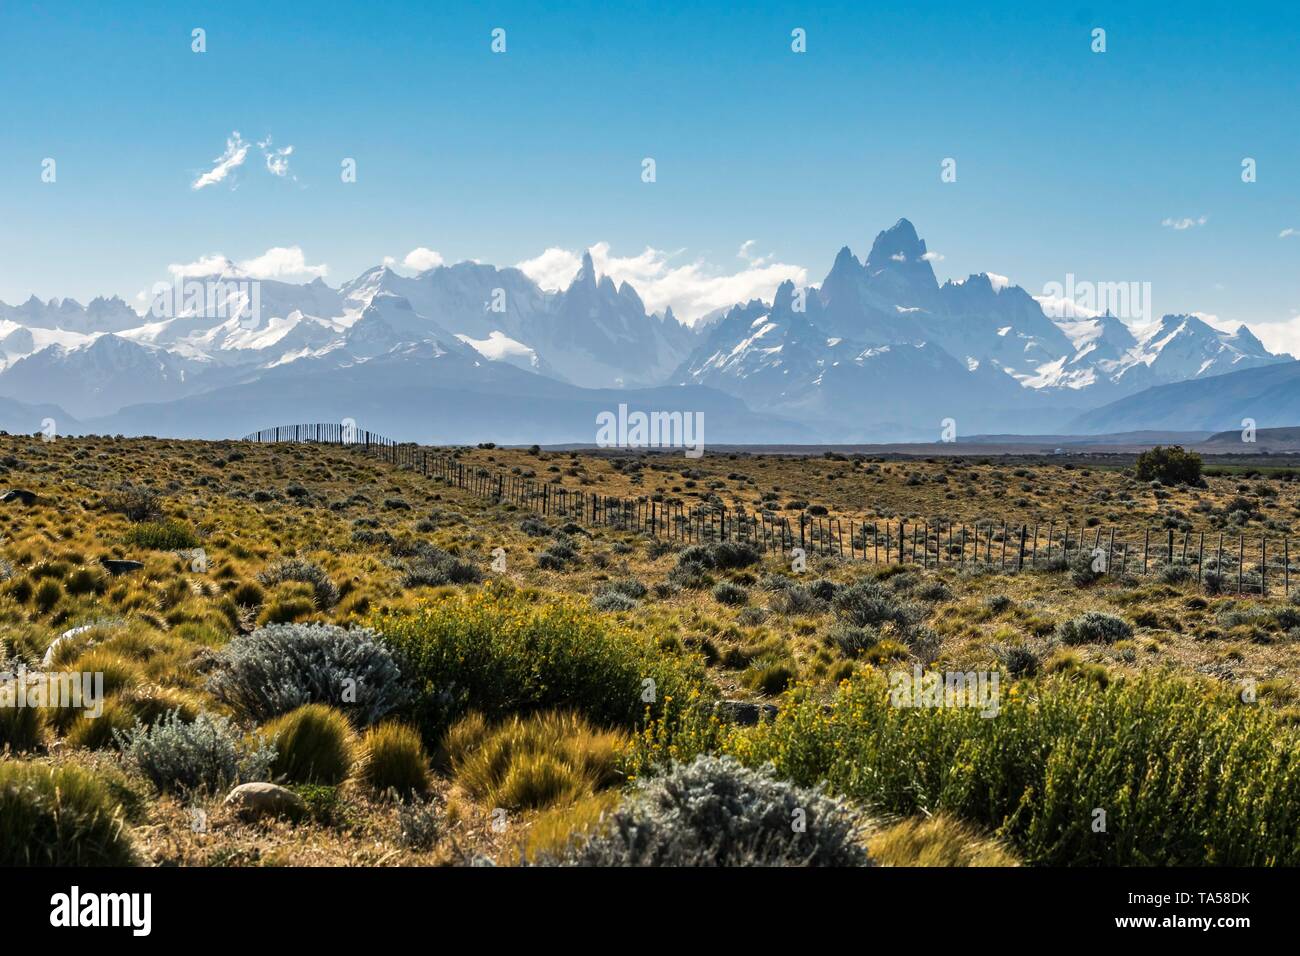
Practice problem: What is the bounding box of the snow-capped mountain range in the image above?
[0,219,1289,442]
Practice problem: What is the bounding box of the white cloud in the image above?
[402,247,444,271]
[191,132,250,190]
[986,272,1011,291]
[1280,228,1298,239]
[192,132,296,189]
[735,239,773,266]
[1244,315,1300,357]
[258,137,293,178]
[167,246,327,281]
[921,251,945,262]
[167,254,235,278]
[516,242,808,324]
[515,247,585,291]
[1161,216,1207,231]
[239,246,327,280]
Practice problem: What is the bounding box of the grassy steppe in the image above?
[1,435,1298,866]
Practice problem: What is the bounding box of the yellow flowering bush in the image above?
[730,670,1300,866]
[373,583,711,743]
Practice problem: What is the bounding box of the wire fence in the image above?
[243,423,1290,598]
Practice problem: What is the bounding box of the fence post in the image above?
[1238,536,1244,595]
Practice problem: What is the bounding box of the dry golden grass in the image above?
[867,814,1020,867]
[3,434,1298,865]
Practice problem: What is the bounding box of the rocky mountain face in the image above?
[672,219,1287,438]
[0,219,1287,441]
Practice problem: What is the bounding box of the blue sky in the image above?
[3,0,1299,345]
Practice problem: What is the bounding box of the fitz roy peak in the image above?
[0,219,1288,442]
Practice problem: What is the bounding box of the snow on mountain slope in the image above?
[0,295,139,334]
[0,334,211,417]
[454,330,561,378]
[0,219,1289,439]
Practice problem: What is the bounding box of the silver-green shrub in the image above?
[543,755,871,867]
[1056,611,1133,645]
[206,623,406,725]
[116,711,275,794]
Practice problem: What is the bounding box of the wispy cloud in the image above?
[191,132,251,190]
[1162,215,1207,231]
[1280,228,1298,239]
[258,137,294,178]
[192,131,296,189]
[516,243,808,324]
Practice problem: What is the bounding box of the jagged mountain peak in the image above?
[573,249,598,289]
[865,218,927,268]
[825,245,862,281]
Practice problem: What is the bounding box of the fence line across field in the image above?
[242,423,1289,598]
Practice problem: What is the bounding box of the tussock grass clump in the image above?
[115,683,204,727]
[358,722,430,798]
[124,520,199,551]
[0,680,45,751]
[257,557,339,608]
[33,579,62,614]
[65,648,143,696]
[263,704,357,785]
[0,762,136,865]
[729,670,1300,865]
[447,710,625,810]
[373,584,709,742]
[539,755,871,867]
[868,814,1019,867]
[64,698,136,750]
[206,623,405,725]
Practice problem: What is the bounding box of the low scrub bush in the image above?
[728,670,1300,865]
[769,584,824,616]
[539,755,870,866]
[373,584,710,743]
[711,581,749,606]
[116,711,275,794]
[1056,611,1132,645]
[1134,445,1203,485]
[101,483,162,522]
[831,580,922,631]
[206,623,406,725]
[592,591,638,612]
[400,547,483,588]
